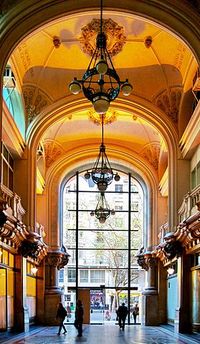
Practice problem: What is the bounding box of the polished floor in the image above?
[1,324,200,344]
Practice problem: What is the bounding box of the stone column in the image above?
[142,252,159,325]
[44,249,69,324]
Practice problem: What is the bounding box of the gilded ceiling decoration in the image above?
[79,18,126,57]
[44,140,64,168]
[141,143,160,171]
[23,86,52,124]
[154,88,182,123]
[88,110,117,125]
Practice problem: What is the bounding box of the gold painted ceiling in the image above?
[7,10,198,186]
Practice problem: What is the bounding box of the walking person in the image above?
[117,302,128,330]
[74,299,84,337]
[56,302,67,335]
[132,303,139,324]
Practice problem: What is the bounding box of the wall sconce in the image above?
[167,267,175,275]
[31,266,38,275]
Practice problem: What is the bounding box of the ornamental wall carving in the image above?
[139,189,200,267]
[154,88,182,123]
[0,185,47,263]
[79,18,126,57]
[88,110,117,125]
[47,246,70,270]
[43,140,65,168]
[23,85,52,124]
[141,143,160,171]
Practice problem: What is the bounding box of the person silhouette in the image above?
[117,303,128,330]
[56,302,67,335]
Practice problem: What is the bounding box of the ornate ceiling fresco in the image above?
[6,10,198,186]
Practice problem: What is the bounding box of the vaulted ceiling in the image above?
[7,9,198,185]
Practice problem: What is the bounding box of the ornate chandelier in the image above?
[90,192,115,223]
[84,114,120,191]
[69,0,132,114]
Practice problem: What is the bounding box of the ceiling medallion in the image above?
[79,18,126,57]
[88,109,117,125]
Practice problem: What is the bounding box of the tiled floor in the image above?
[1,325,200,344]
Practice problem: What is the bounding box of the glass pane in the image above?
[9,170,13,190]
[63,189,76,211]
[27,276,36,296]
[78,230,128,249]
[131,229,143,250]
[9,253,14,268]
[0,268,6,330]
[7,269,14,296]
[65,230,76,249]
[2,249,8,265]
[64,289,76,324]
[78,250,129,269]
[191,169,196,189]
[131,251,140,268]
[67,249,76,265]
[3,160,8,187]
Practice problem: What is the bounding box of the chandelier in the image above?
[69,0,132,114]
[90,192,115,223]
[84,114,120,191]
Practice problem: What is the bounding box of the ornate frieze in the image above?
[79,18,126,57]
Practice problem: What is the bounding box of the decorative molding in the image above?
[23,85,52,124]
[136,247,157,271]
[88,110,117,125]
[47,246,70,270]
[0,0,18,17]
[43,140,65,168]
[159,168,168,196]
[0,185,47,263]
[179,100,200,157]
[154,88,182,123]
[141,143,160,171]
[79,18,126,57]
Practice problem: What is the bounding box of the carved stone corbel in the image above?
[163,232,183,260]
[47,246,70,269]
[136,247,157,271]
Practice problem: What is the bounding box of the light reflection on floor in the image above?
[1,325,200,344]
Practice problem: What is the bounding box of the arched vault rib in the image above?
[0,0,200,73]
[28,96,179,233]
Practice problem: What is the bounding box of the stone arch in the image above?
[27,96,178,233]
[44,147,158,252]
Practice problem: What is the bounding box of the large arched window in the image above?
[62,170,145,324]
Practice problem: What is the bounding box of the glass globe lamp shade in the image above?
[114,173,120,182]
[69,79,81,94]
[167,267,175,275]
[97,180,108,192]
[121,80,133,96]
[96,59,108,75]
[31,267,38,274]
[84,171,90,180]
[93,96,110,114]
[99,216,106,224]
